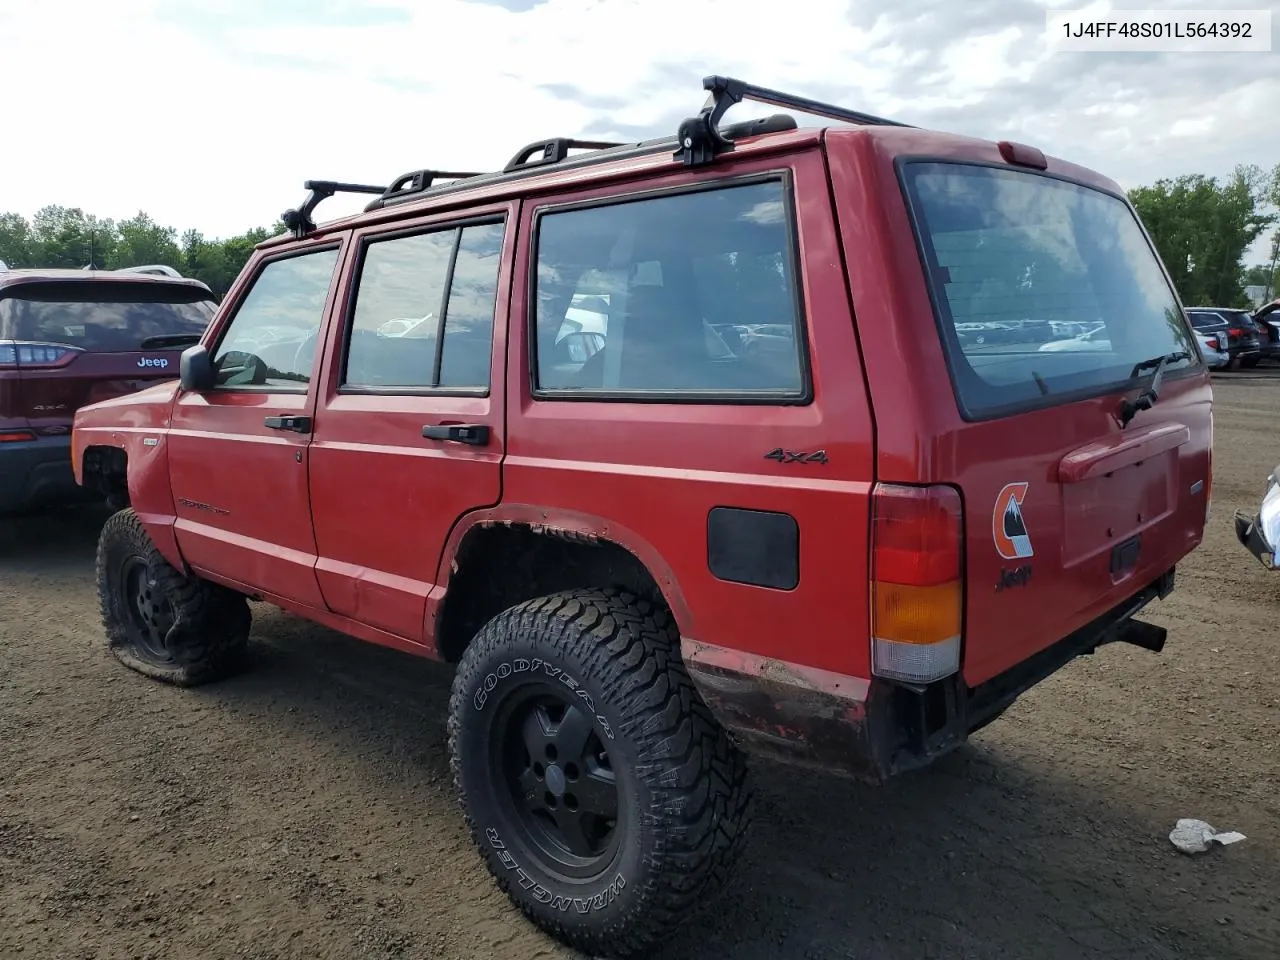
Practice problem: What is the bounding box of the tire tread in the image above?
[447,587,752,958]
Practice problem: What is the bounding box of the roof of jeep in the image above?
[0,267,213,295]
[260,120,1122,251]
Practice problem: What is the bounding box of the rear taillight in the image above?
[0,430,36,443]
[870,483,964,684]
[0,340,83,369]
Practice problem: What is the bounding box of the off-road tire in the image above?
[96,508,251,686]
[447,588,752,959]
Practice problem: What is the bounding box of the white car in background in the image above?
[1038,323,1228,370]
[1194,327,1229,369]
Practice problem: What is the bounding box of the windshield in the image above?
[901,161,1197,419]
[1,280,215,353]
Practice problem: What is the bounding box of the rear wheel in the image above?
[447,588,752,958]
[96,508,251,686]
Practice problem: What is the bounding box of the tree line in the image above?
[1,160,1278,306]
[0,206,287,299]
[1129,162,1279,308]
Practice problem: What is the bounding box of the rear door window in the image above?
[1187,311,1224,330]
[532,179,807,399]
[0,280,215,352]
[900,161,1198,420]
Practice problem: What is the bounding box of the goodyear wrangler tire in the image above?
[96,508,251,686]
[447,588,752,958]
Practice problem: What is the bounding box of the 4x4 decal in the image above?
[764,448,828,465]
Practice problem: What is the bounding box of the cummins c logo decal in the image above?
[993,482,1034,560]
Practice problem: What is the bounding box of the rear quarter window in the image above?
[0,280,215,352]
[900,161,1198,420]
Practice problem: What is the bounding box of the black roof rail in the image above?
[282,180,386,238]
[503,137,625,174]
[675,75,912,167]
[364,169,485,212]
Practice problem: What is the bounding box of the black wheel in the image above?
[96,508,251,686]
[448,588,752,958]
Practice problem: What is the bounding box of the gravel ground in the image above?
[2,372,1278,960]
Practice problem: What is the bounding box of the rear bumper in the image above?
[0,435,93,514]
[682,569,1176,783]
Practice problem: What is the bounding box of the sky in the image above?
[0,0,1277,261]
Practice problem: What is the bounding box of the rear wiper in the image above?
[139,334,201,350]
[1118,351,1189,427]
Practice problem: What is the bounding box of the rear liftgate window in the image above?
[0,282,215,352]
[901,162,1198,419]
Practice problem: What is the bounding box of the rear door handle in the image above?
[422,423,490,446]
[264,415,312,433]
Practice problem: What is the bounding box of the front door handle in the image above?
[422,423,490,446]
[264,415,312,433]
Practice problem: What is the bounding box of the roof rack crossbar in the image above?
[283,180,387,238]
[503,138,625,174]
[675,75,912,167]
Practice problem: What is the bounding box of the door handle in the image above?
[264,415,312,433]
[422,423,490,446]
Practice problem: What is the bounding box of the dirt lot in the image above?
[3,374,1279,960]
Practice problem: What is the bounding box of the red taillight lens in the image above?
[870,483,964,684]
[0,430,36,443]
[0,340,83,369]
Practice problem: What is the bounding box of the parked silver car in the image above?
[1236,465,1280,569]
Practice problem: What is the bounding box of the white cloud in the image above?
[0,0,1276,264]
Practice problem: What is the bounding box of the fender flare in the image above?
[80,429,186,574]
[432,502,694,635]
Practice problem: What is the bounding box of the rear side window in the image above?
[1187,312,1224,330]
[343,220,504,392]
[901,162,1198,419]
[0,281,214,352]
[532,179,806,400]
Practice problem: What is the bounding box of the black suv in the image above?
[1185,306,1263,368]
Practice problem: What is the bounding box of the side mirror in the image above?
[179,344,215,392]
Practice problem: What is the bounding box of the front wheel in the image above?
[447,589,752,959]
[96,508,252,686]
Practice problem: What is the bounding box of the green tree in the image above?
[1130,164,1275,307]
[28,205,119,269]
[0,212,33,267]
[112,211,182,270]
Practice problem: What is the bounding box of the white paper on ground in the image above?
[1169,818,1247,854]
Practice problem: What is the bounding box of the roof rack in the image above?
[298,74,909,223]
[116,264,183,278]
[283,180,387,238]
[503,137,625,173]
[364,169,486,212]
[675,74,911,167]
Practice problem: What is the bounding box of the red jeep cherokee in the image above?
[1,266,215,514]
[70,78,1212,958]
